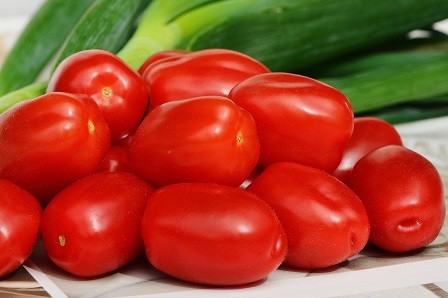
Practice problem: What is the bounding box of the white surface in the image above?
[0,0,44,17]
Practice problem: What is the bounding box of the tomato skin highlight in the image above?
[41,172,154,277]
[128,96,260,187]
[333,116,403,183]
[47,49,149,143]
[0,92,110,204]
[142,48,270,107]
[247,162,370,270]
[229,72,353,172]
[348,145,445,253]
[141,183,287,286]
[0,180,42,277]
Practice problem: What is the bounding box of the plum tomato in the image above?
[333,116,403,183]
[348,145,445,253]
[0,92,110,204]
[128,96,260,187]
[96,146,131,173]
[141,183,287,286]
[0,179,42,277]
[142,48,270,107]
[247,162,370,270]
[47,49,149,143]
[229,72,354,172]
[137,49,190,75]
[41,172,154,277]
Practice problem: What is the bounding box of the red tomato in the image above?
[41,172,154,277]
[114,131,133,148]
[348,145,445,253]
[0,92,110,204]
[333,117,403,183]
[229,72,354,172]
[0,180,41,277]
[247,162,370,270]
[47,49,149,143]
[141,183,287,286]
[128,96,260,187]
[96,146,131,173]
[137,49,189,75]
[142,48,270,107]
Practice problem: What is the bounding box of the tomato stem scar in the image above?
[236,132,243,144]
[58,235,66,246]
[102,87,113,98]
[87,119,95,133]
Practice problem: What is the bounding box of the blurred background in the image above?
[0,0,45,65]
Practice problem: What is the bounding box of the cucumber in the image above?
[0,0,95,96]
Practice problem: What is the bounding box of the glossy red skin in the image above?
[0,180,42,277]
[348,145,445,253]
[142,48,270,107]
[247,162,370,270]
[229,72,354,172]
[141,183,287,286]
[128,96,260,187]
[333,117,403,183]
[0,92,110,204]
[137,50,190,75]
[47,49,149,142]
[41,172,154,277]
[114,132,133,148]
[96,146,131,173]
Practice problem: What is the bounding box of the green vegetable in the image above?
[2,0,448,121]
[53,0,151,71]
[0,82,47,113]
[0,0,150,112]
[365,99,448,124]
[317,48,448,114]
[0,0,95,96]
[118,0,448,71]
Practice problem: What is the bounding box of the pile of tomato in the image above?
[0,48,445,286]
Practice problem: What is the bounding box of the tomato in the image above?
[229,72,354,172]
[0,92,110,204]
[141,183,287,286]
[41,172,154,277]
[137,49,190,75]
[96,146,131,173]
[333,116,403,183]
[0,179,41,277]
[47,49,149,143]
[348,145,445,253]
[247,162,370,269]
[142,48,270,107]
[114,131,134,148]
[128,96,260,187]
